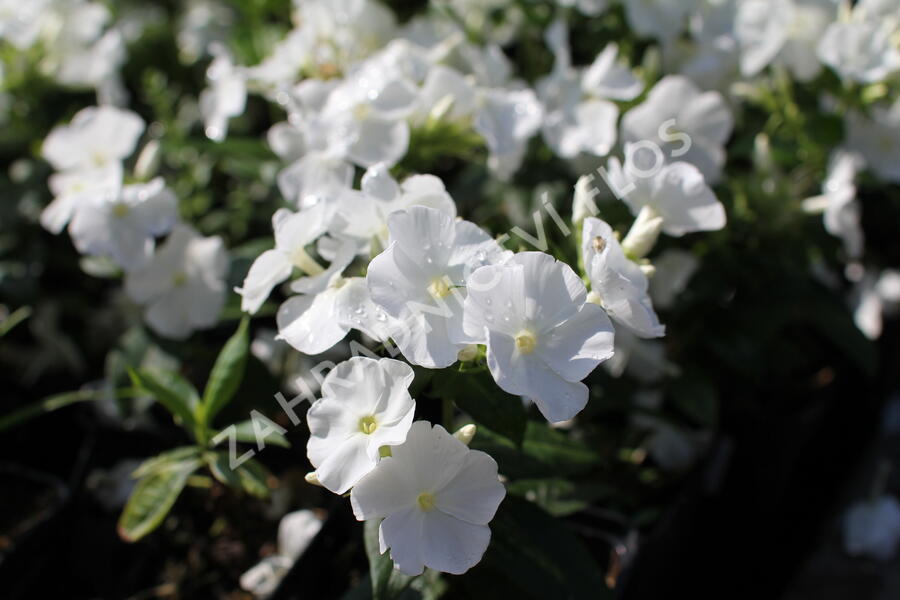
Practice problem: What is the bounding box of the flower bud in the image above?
[304,471,323,487]
[457,344,479,362]
[621,205,663,259]
[134,140,161,181]
[572,175,599,227]
[452,424,476,446]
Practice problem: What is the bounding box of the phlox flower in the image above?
[735,0,837,82]
[200,44,247,142]
[582,217,665,339]
[845,99,900,184]
[463,252,615,423]
[41,162,123,234]
[350,421,506,576]
[537,20,641,160]
[276,249,396,355]
[42,105,144,173]
[620,75,733,183]
[605,144,727,237]
[818,14,900,84]
[331,163,456,252]
[124,224,227,340]
[622,0,693,42]
[367,205,508,368]
[307,357,416,494]
[802,149,864,258]
[236,203,334,314]
[68,177,179,270]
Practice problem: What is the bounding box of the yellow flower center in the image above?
[515,330,537,355]
[416,492,436,512]
[592,235,606,252]
[171,272,187,287]
[353,103,370,120]
[359,415,378,435]
[112,203,129,218]
[427,277,452,299]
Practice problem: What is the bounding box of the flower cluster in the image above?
[21,0,900,584]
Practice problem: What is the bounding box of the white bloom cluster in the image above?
[40,105,228,339]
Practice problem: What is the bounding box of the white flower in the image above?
[124,224,228,340]
[536,20,632,160]
[622,0,693,42]
[200,44,247,141]
[463,252,615,423]
[367,206,507,368]
[331,163,457,252]
[350,421,506,576]
[736,0,837,82]
[844,495,900,561]
[605,144,726,236]
[474,88,543,180]
[277,152,354,209]
[845,99,900,184]
[818,16,900,84]
[240,509,324,597]
[583,217,665,338]
[68,177,179,270]
[306,357,416,494]
[620,75,733,183]
[43,105,144,173]
[802,149,864,258]
[313,68,418,168]
[236,204,334,314]
[41,162,123,234]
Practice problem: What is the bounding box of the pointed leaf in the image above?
[128,368,198,436]
[118,458,201,542]
[201,317,250,426]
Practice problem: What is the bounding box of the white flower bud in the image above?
[452,424,476,446]
[621,205,663,259]
[304,472,323,487]
[134,140,161,181]
[457,344,479,362]
[572,174,599,227]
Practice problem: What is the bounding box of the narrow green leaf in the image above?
[118,458,201,542]
[201,317,250,427]
[225,419,291,448]
[207,451,242,489]
[128,368,198,436]
[431,369,526,447]
[364,519,416,600]
[0,387,138,432]
[0,305,32,337]
[234,457,273,498]
[132,447,202,478]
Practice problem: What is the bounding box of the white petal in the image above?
[435,450,505,525]
[237,249,293,314]
[420,510,492,575]
[276,291,349,355]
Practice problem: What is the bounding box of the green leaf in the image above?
[505,478,613,517]
[431,369,526,447]
[234,457,273,498]
[226,418,290,448]
[471,421,601,479]
[128,368,198,436]
[480,495,612,600]
[365,519,416,600]
[201,317,250,427]
[207,451,242,489]
[118,458,201,542]
[132,447,202,478]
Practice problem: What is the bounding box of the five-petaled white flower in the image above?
[124,224,228,340]
[367,205,508,368]
[307,357,416,495]
[583,217,665,339]
[68,177,179,271]
[350,421,506,576]
[42,105,145,172]
[463,252,615,423]
[620,75,733,183]
[606,144,726,237]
